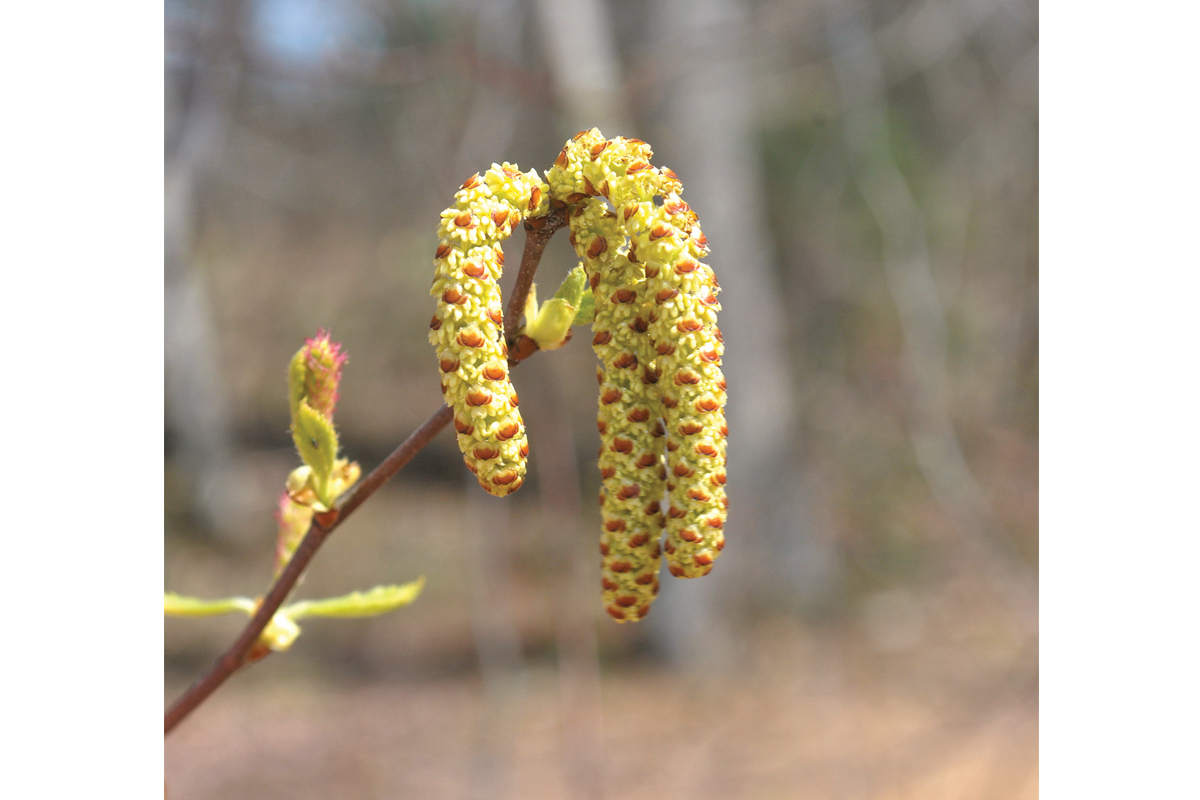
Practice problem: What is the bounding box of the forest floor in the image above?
[166,622,1037,800]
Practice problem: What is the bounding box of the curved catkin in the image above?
[570,199,666,622]
[428,163,550,496]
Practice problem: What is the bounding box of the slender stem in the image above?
[504,205,569,339]
[165,405,451,733]
[166,208,565,736]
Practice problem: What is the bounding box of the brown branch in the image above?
[165,404,451,733]
[165,207,565,735]
[504,204,569,341]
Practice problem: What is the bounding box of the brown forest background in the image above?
[165,0,1038,797]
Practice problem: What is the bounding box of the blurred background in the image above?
[164,0,1038,797]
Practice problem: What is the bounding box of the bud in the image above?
[288,329,347,421]
[274,491,314,578]
[521,266,591,351]
[285,458,361,514]
[256,612,301,654]
[286,331,358,510]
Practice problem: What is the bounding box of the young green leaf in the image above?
[287,348,309,420]
[292,402,338,501]
[282,578,426,619]
[164,593,256,617]
[553,265,588,308]
[524,266,590,350]
[572,288,595,326]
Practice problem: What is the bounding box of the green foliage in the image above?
[291,402,339,505]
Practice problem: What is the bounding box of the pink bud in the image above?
[300,329,347,419]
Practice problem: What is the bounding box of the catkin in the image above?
[568,198,666,622]
[429,163,550,497]
[548,129,729,595]
[633,194,727,577]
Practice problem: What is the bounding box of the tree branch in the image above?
[165,210,565,735]
[504,204,569,340]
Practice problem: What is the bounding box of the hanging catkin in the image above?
[565,197,666,621]
[427,133,728,617]
[547,128,728,611]
[631,191,727,577]
[429,163,549,497]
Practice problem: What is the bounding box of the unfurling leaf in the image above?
[292,402,338,503]
[572,288,595,326]
[283,578,426,619]
[523,266,591,351]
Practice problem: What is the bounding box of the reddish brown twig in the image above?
[165,213,565,735]
[165,404,451,733]
[505,204,569,340]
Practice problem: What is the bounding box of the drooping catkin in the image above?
[547,129,729,591]
[633,196,727,577]
[567,198,666,622]
[429,163,550,497]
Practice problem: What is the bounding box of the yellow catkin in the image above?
[633,198,727,577]
[548,128,728,600]
[429,163,550,496]
[567,198,666,622]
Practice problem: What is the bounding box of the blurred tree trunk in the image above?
[533,0,630,138]
[825,0,1037,634]
[644,0,803,667]
[165,0,242,539]
[450,0,526,179]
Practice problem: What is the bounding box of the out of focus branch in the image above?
[165,214,565,735]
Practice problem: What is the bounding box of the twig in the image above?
[504,204,569,340]
[165,404,451,733]
[165,211,565,735]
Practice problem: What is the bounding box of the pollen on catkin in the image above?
[429,163,550,497]
[568,198,666,622]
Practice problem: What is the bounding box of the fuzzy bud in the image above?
[289,329,347,421]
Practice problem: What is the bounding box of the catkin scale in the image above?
[429,163,549,496]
